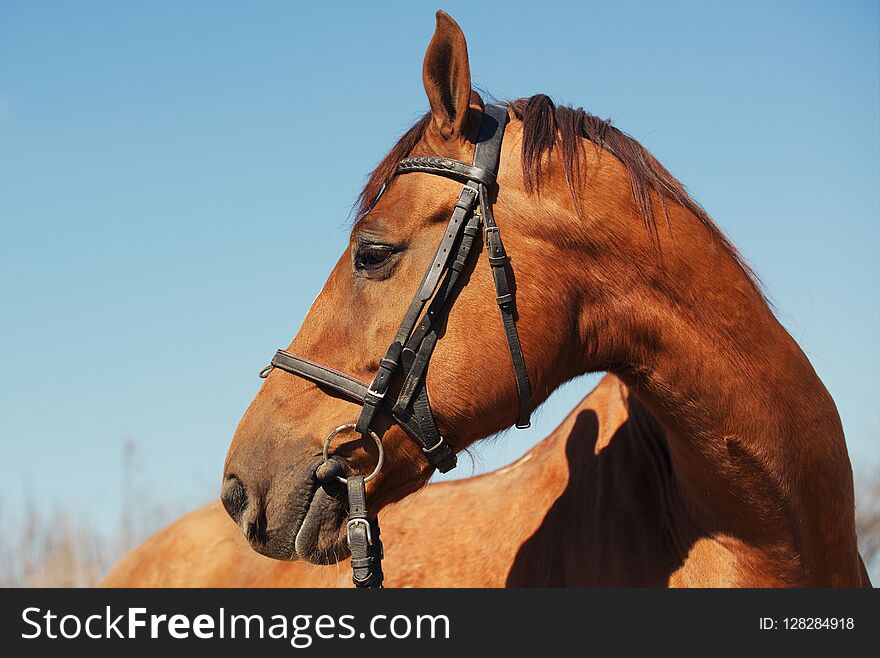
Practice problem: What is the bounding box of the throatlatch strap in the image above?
[481,194,533,429]
[471,105,533,429]
[347,476,383,588]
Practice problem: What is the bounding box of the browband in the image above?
[396,156,496,187]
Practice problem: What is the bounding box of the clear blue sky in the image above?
[1,1,878,533]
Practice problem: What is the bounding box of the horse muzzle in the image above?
[220,454,349,563]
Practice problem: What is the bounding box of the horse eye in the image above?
[354,243,397,272]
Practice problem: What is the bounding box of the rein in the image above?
[258,104,531,587]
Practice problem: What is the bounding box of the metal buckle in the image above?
[422,438,448,455]
[484,225,500,246]
[457,185,480,210]
[347,518,372,547]
[365,386,386,401]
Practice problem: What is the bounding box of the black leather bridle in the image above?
[258,104,532,587]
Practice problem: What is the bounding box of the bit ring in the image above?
[321,423,384,484]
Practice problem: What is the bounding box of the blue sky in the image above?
[1,1,878,533]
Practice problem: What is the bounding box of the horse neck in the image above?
[564,196,860,586]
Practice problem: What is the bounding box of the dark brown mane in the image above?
[355,94,760,291]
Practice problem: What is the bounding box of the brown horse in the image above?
[204,11,865,587]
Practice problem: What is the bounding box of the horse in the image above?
[134,10,864,587]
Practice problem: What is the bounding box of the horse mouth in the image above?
[292,482,350,564]
[224,456,350,564]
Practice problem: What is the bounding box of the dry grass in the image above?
[0,504,112,587]
[855,474,880,584]
[1,440,192,588]
[0,495,185,588]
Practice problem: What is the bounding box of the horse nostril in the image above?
[221,474,249,523]
[221,473,269,546]
[244,514,267,545]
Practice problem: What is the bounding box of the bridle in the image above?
[258,104,532,587]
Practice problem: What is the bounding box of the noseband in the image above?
[258,104,532,587]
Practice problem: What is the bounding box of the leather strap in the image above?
[346,475,383,588]
[352,185,478,442]
[271,351,367,405]
[472,104,507,176]
[268,349,455,470]
[470,104,533,428]
[396,156,495,187]
[483,206,532,428]
[393,213,482,413]
[415,186,479,302]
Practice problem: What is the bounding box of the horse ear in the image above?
[422,11,472,139]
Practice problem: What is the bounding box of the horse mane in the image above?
[355,94,761,293]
